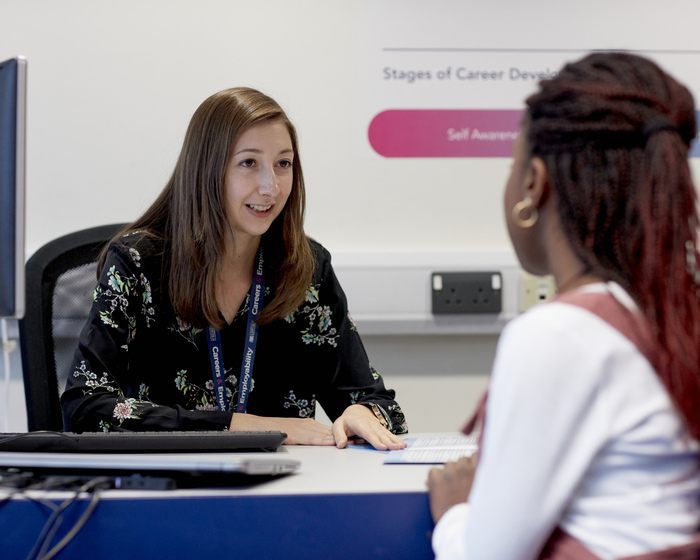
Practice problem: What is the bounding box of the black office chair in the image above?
[18,223,127,432]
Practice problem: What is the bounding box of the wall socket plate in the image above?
[431,271,502,314]
[520,272,557,311]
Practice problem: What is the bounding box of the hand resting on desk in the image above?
[228,404,407,450]
[229,413,336,446]
[332,404,407,451]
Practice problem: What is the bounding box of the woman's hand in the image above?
[426,455,477,523]
[332,404,407,451]
[229,412,335,446]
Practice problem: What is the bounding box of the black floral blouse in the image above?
[60,232,408,435]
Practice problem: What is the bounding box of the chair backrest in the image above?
[18,223,127,431]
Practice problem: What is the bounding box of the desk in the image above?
[0,436,440,560]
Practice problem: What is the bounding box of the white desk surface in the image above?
[108,432,456,499]
[1,432,460,500]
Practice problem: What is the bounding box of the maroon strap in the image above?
[540,528,602,560]
[462,390,487,437]
[622,541,700,560]
[461,389,487,461]
[541,528,700,560]
[552,290,657,372]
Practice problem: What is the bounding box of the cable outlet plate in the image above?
[520,272,557,312]
[431,271,502,315]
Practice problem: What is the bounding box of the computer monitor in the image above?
[0,56,26,319]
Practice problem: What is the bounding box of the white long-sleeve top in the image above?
[432,283,700,560]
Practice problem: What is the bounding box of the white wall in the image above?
[2,0,700,433]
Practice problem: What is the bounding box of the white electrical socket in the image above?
[520,271,557,312]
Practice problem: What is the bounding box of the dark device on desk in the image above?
[0,431,299,489]
[0,430,287,453]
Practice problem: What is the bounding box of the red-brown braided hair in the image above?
[525,52,700,440]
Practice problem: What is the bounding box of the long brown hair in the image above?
[100,87,314,328]
[525,52,700,439]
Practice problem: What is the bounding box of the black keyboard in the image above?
[0,430,287,454]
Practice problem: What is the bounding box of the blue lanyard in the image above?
[206,247,265,414]
[206,327,227,412]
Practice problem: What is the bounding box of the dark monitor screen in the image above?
[0,56,26,319]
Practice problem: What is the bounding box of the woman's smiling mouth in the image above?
[246,203,273,213]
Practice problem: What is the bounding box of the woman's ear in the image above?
[524,157,551,209]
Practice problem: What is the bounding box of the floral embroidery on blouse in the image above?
[386,404,409,434]
[73,360,118,394]
[93,250,155,348]
[169,317,203,348]
[285,284,339,347]
[348,312,359,333]
[72,361,158,431]
[138,383,150,400]
[174,369,242,411]
[128,248,141,267]
[114,399,140,421]
[283,390,316,418]
[108,397,158,430]
[140,274,155,326]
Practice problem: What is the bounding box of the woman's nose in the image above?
[258,167,280,197]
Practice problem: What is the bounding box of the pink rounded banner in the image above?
[368,109,524,158]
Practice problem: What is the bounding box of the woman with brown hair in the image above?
[61,87,407,450]
[427,53,700,558]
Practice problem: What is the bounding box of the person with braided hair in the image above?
[427,52,700,559]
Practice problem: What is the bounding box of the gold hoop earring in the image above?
[512,198,538,228]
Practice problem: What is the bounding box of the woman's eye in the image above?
[240,159,256,168]
[278,159,292,169]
